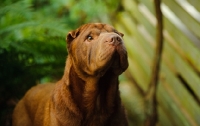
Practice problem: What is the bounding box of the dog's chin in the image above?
[110,52,125,75]
[93,45,127,76]
[97,51,125,76]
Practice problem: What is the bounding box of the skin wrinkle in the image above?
[88,47,92,65]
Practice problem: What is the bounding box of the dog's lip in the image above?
[100,44,126,63]
[115,45,128,69]
[110,55,120,68]
[98,46,115,61]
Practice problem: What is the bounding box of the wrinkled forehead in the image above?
[78,23,118,35]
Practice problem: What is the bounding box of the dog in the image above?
[12,23,129,126]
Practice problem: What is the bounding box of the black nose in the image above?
[106,35,122,46]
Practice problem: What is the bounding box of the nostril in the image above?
[116,36,121,42]
[106,35,122,46]
[110,37,114,42]
[116,36,122,44]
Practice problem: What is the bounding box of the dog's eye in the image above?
[87,35,93,41]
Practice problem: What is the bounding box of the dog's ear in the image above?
[66,29,80,47]
[114,30,124,37]
[117,31,124,37]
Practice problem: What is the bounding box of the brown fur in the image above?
[12,23,129,126]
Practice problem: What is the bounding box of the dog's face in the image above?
[67,23,128,77]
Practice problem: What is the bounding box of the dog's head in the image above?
[66,23,128,77]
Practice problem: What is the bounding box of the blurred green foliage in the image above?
[0,0,121,125]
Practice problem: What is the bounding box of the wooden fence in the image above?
[113,0,200,125]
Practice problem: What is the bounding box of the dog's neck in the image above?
[63,56,120,117]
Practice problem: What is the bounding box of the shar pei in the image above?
[12,23,129,126]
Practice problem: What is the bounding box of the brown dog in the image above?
[12,23,129,126]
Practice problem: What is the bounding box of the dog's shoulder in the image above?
[24,83,54,100]
[21,83,54,110]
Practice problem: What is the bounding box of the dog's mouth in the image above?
[111,47,128,74]
[98,45,128,76]
[110,52,121,68]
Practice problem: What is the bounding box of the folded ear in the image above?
[66,29,80,51]
[118,32,124,37]
[114,30,124,37]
